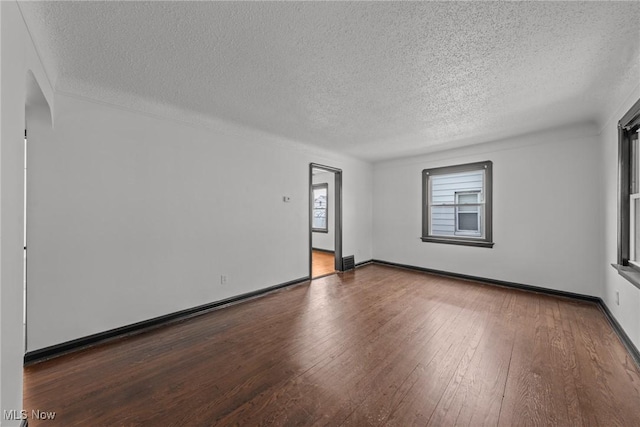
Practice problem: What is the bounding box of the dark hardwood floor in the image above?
[23,264,640,426]
[312,249,336,278]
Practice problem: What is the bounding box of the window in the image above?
[312,183,328,232]
[617,98,640,273]
[455,191,481,234]
[630,130,640,266]
[422,161,494,248]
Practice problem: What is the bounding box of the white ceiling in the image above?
[18,1,640,161]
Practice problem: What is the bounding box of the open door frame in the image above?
[309,163,343,277]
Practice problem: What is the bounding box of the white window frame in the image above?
[454,191,482,236]
[628,130,640,268]
[630,195,640,267]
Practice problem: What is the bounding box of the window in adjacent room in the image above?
[312,183,328,233]
[422,160,494,248]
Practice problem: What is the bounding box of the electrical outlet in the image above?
[220,275,227,285]
[616,291,620,306]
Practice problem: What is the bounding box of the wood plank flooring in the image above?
[312,250,336,278]
[23,264,640,426]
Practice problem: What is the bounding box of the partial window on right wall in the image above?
[617,98,640,270]
[422,160,494,248]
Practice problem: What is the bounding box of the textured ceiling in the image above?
[19,1,640,161]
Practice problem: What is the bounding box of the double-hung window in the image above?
[616,98,640,288]
[422,161,494,248]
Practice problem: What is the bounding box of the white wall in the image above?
[26,92,373,352]
[1,1,54,424]
[312,170,335,251]
[601,84,640,351]
[373,122,603,297]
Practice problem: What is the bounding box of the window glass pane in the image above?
[458,193,478,204]
[430,174,485,237]
[313,210,326,229]
[632,132,639,194]
[430,205,455,236]
[313,188,327,209]
[458,213,479,231]
[457,204,483,234]
[430,171,483,205]
[312,185,328,230]
[633,198,640,263]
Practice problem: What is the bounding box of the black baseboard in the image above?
[372,259,599,302]
[355,259,373,268]
[25,260,640,372]
[371,259,640,369]
[24,276,310,365]
[598,300,640,368]
[311,247,335,254]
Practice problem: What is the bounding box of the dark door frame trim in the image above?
[309,163,343,276]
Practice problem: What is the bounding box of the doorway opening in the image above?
[309,163,343,278]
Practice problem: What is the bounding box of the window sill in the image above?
[611,263,640,291]
[421,236,494,248]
